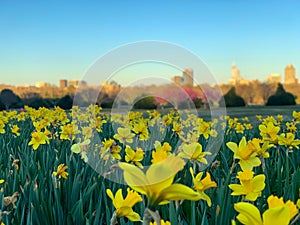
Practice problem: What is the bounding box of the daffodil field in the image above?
[0,105,300,225]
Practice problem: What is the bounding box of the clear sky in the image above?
[0,0,299,86]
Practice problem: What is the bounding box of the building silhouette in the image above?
[228,64,242,85]
[284,64,298,84]
[266,74,281,84]
[59,79,87,88]
[172,68,194,87]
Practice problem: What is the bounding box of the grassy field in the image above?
[0,105,299,225]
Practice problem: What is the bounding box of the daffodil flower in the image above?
[113,127,135,144]
[71,139,91,162]
[151,141,172,164]
[53,164,69,179]
[259,122,280,143]
[106,188,142,222]
[278,132,300,149]
[125,146,144,167]
[0,179,5,184]
[227,137,261,171]
[11,124,20,136]
[119,154,201,208]
[28,129,51,150]
[178,142,211,164]
[234,195,298,225]
[189,167,217,206]
[229,170,265,201]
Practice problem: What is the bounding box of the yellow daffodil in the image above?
[150,220,171,225]
[178,142,211,164]
[267,195,298,219]
[28,129,51,150]
[81,126,93,140]
[11,125,20,136]
[278,132,300,149]
[99,138,122,161]
[229,170,265,201]
[286,121,297,133]
[113,127,135,144]
[226,137,261,171]
[197,121,211,139]
[71,139,91,162]
[189,167,217,206]
[132,120,149,140]
[106,188,142,222]
[60,123,79,141]
[151,141,172,164]
[53,164,68,179]
[119,154,201,208]
[235,123,245,134]
[292,111,300,121]
[125,146,144,167]
[0,179,4,184]
[259,122,280,143]
[234,195,298,225]
[248,138,273,158]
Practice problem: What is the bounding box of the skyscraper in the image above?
[228,64,242,85]
[183,68,194,87]
[284,64,298,84]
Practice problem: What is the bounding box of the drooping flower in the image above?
[106,188,142,222]
[189,167,217,206]
[229,170,265,201]
[53,164,69,179]
[119,154,201,208]
[226,137,261,171]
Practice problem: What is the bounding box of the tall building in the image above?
[183,68,194,87]
[59,79,87,88]
[228,64,242,85]
[284,64,298,84]
[60,79,68,88]
[266,74,281,84]
[172,68,194,87]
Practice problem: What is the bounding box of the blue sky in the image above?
[0,1,299,86]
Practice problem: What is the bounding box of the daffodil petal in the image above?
[234,202,263,225]
[263,206,290,225]
[160,184,201,201]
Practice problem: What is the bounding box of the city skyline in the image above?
[0,1,299,85]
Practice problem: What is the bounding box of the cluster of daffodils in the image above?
[0,106,300,224]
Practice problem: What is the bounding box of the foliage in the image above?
[0,106,299,225]
[56,95,73,110]
[220,87,246,107]
[0,89,22,109]
[267,83,296,106]
[133,95,157,109]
